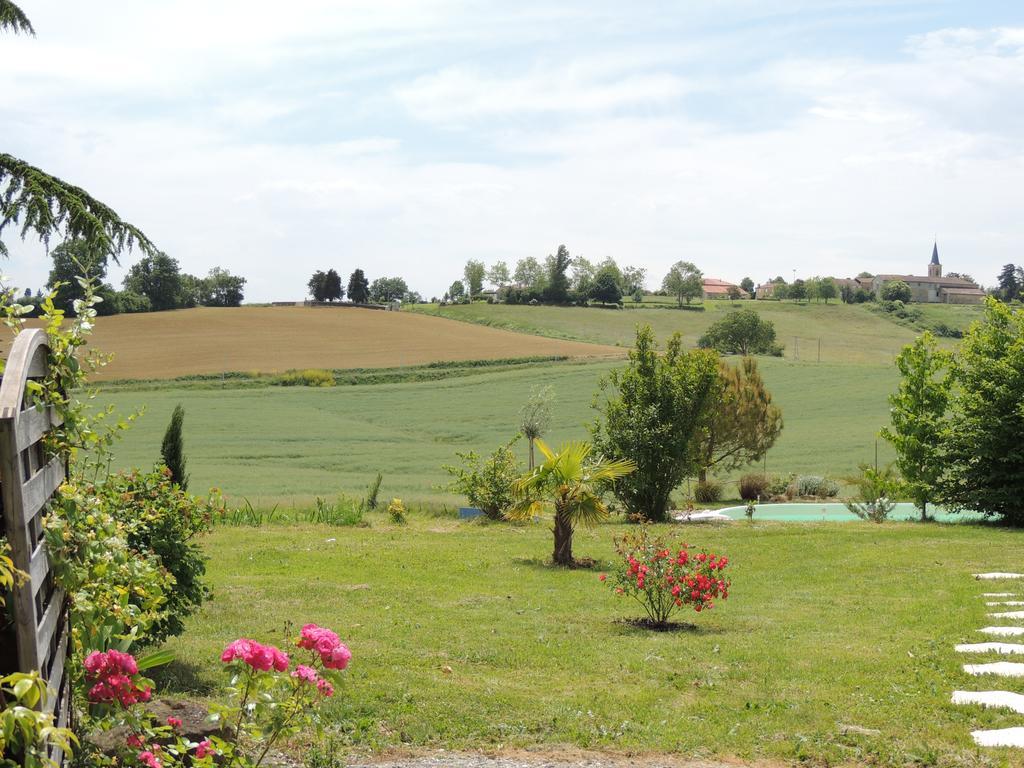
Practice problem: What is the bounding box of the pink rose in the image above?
[195,740,215,759]
[291,664,318,683]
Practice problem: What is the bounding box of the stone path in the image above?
[953,573,1024,748]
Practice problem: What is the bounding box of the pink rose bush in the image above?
[83,622,351,768]
[603,527,731,627]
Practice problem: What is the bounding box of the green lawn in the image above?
[158,517,1024,766]
[101,357,898,506]
[410,301,969,365]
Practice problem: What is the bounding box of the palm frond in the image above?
[569,494,610,528]
[504,498,545,522]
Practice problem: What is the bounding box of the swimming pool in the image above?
[716,502,978,522]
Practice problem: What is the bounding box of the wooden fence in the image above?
[0,328,71,761]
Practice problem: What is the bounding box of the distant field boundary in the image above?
[94,354,597,392]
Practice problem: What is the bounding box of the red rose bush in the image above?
[603,527,731,627]
[84,623,350,768]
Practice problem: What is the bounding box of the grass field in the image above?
[156,517,1024,766]
[66,306,622,380]
[101,356,898,506]
[410,300,967,364]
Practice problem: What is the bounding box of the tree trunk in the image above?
[529,437,535,471]
[552,508,574,566]
[698,467,708,484]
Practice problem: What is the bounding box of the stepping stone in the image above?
[983,593,1018,597]
[980,627,1024,637]
[972,727,1024,747]
[975,573,1024,580]
[986,601,1024,606]
[952,690,1024,713]
[990,611,1024,619]
[956,643,1024,655]
[964,662,1024,677]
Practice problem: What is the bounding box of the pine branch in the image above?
[0,0,33,35]
[0,153,156,262]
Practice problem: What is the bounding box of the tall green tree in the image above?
[369,276,409,303]
[740,277,755,295]
[308,270,328,301]
[463,260,485,297]
[620,265,646,295]
[487,261,510,289]
[347,268,369,303]
[543,245,572,303]
[819,277,838,304]
[661,261,703,305]
[938,299,1024,524]
[508,440,635,566]
[591,326,720,522]
[513,256,544,290]
[322,269,343,302]
[204,267,246,306]
[694,357,783,484]
[881,280,912,303]
[589,265,623,304]
[880,332,951,521]
[997,264,1021,302]
[789,278,807,303]
[123,253,183,311]
[160,404,189,490]
[46,238,109,312]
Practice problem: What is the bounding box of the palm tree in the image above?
[507,440,635,566]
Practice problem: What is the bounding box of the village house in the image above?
[702,278,749,299]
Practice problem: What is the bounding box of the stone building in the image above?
[871,243,985,304]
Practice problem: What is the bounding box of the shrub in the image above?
[117,290,152,313]
[693,479,722,504]
[603,526,731,627]
[387,498,407,524]
[49,469,219,648]
[444,437,522,520]
[881,280,913,303]
[845,464,902,523]
[738,473,770,500]
[85,625,350,768]
[766,473,795,498]
[793,475,839,498]
[273,369,335,387]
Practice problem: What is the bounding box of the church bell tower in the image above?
[928,241,942,278]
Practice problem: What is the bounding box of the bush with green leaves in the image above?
[444,437,523,520]
[845,464,902,523]
[696,308,782,356]
[48,468,220,649]
[0,671,77,766]
[308,496,366,526]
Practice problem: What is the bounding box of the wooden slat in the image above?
[20,454,66,526]
[28,539,49,593]
[15,404,62,452]
[42,628,68,716]
[34,587,65,665]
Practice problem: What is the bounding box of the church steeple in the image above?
[928,241,942,278]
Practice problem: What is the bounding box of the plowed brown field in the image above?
[79,306,623,380]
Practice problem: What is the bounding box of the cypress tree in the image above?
[161,404,189,490]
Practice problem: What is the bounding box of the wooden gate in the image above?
[0,328,71,757]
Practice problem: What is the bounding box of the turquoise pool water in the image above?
[717,502,976,522]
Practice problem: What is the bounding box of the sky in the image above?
[3,1,1024,301]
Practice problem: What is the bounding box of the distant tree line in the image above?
[37,239,246,315]
[306,267,421,304]
[447,246,647,306]
[996,264,1024,302]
